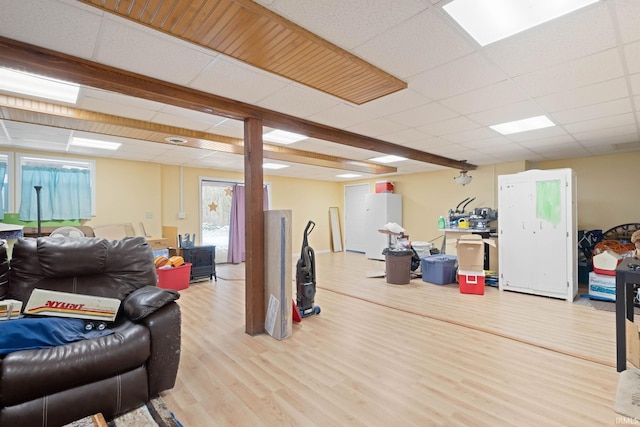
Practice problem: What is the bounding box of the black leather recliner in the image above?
[0,236,181,426]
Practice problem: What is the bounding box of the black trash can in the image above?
[383,248,413,285]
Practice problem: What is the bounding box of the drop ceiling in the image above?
[0,0,639,181]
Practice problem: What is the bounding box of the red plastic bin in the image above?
[157,263,191,290]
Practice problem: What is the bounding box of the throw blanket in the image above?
[0,317,113,355]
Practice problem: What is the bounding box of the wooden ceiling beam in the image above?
[0,36,477,171]
[79,0,407,105]
[0,94,396,174]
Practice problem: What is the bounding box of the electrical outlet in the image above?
[145,211,153,219]
[178,212,186,219]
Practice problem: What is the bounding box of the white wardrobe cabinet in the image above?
[498,169,577,301]
[364,193,402,260]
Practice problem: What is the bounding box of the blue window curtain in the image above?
[19,166,92,221]
[0,162,6,220]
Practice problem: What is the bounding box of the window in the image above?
[0,153,12,219]
[16,154,96,221]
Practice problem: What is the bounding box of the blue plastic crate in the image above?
[421,255,458,285]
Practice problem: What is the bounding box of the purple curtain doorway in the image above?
[227,184,269,263]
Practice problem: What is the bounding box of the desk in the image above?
[616,257,640,371]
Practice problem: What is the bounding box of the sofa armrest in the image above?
[123,286,179,321]
[143,302,181,395]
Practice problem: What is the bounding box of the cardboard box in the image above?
[157,263,191,291]
[459,270,485,295]
[146,238,169,250]
[627,319,640,368]
[0,299,22,320]
[588,271,615,301]
[456,234,496,271]
[24,289,121,322]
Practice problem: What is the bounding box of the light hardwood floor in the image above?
[161,252,623,426]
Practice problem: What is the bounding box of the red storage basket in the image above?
[157,263,191,290]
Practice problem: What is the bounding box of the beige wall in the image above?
[7,147,640,249]
[158,165,341,252]
[343,161,528,246]
[266,175,342,253]
[537,151,640,231]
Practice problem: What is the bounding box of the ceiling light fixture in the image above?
[336,173,362,178]
[70,137,121,151]
[165,136,188,144]
[443,0,599,46]
[454,170,473,186]
[263,130,307,144]
[369,155,407,164]
[490,115,555,135]
[262,163,289,170]
[0,67,80,104]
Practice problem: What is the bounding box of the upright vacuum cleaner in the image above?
[296,220,321,318]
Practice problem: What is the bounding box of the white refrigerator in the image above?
[364,193,402,260]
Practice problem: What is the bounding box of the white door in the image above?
[533,176,569,295]
[499,176,534,291]
[344,183,369,253]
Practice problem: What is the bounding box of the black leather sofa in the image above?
[0,236,181,426]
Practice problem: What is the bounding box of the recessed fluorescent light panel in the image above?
[70,137,121,151]
[369,155,407,164]
[490,115,555,135]
[262,163,289,170]
[336,174,362,178]
[263,130,307,144]
[0,68,80,104]
[443,0,599,46]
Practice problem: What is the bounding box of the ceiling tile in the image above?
[358,89,432,117]
[517,134,576,149]
[78,89,162,122]
[571,123,639,141]
[346,118,407,138]
[442,127,498,144]
[409,53,506,100]
[630,73,640,94]
[624,40,640,74]
[264,0,431,50]
[440,80,528,115]
[189,57,289,105]
[484,2,615,77]
[503,125,569,143]
[95,18,216,86]
[307,103,375,129]
[562,112,636,134]
[417,116,480,137]
[530,142,591,159]
[378,128,434,145]
[354,9,474,78]
[0,0,101,59]
[535,78,630,113]
[551,98,633,124]
[386,102,458,127]
[616,0,640,43]
[257,83,341,118]
[468,100,547,127]
[461,135,515,150]
[514,49,624,99]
